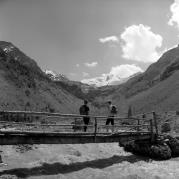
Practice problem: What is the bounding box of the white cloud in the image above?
[76,64,80,67]
[99,36,119,44]
[120,24,163,63]
[109,64,143,78]
[82,64,143,87]
[168,0,179,29]
[82,72,89,77]
[84,61,98,67]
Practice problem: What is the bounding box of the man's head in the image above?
[84,100,88,105]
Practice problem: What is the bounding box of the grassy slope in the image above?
[128,70,179,114]
[0,42,83,114]
[0,70,83,114]
[86,46,179,115]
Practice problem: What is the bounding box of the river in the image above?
[0,143,178,179]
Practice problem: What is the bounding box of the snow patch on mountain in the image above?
[82,64,143,87]
[44,70,69,82]
[82,72,141,87]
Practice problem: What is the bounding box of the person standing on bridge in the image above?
[79,100,90,132]
[106,101,117,132]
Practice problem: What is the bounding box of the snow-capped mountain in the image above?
[81,72,141,87]
[44,70,69,82]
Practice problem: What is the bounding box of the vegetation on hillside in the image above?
[0,41,83,113]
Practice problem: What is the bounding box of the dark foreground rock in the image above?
[120,135,179,160]
[150,143,171,160]
[162,135,179,157]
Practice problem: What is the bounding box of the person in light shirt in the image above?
[106,101,117,132]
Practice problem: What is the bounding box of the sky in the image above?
[0,0,179,85]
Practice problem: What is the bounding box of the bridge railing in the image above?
[133,110,179,137]
[0,111,155,137]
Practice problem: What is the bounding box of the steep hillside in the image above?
[0,41,83,114]
[128,58,179,113]
[119,45,179,98]
[77,44,179,115]
[110,45,179,114]
[5,40,179,115]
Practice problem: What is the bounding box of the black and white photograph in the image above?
[0,0,179,178]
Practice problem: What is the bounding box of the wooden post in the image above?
[153,111,158,136]
[150,119,154,142]
[94,117,97,143]
[137,119,140,132]
[73,118,77,132]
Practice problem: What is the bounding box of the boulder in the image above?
[123,139,172,160]
[150,143,171,160]
[164,135,179,157]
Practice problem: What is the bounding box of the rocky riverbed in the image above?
[0,143,179,179]
[121,135,179,160]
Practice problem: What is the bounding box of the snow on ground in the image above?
[0,143,178,179]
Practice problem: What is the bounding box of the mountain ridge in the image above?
[0,41,84,114]
[1,41,179,115]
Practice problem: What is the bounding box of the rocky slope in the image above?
[0,41,83,114]
[44,70,69,82]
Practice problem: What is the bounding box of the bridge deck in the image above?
[0,111,156,145]
[0,130,151,145]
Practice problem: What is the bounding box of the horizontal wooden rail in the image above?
[0,130,151,135]
[0,120,150,127]
[0,121,94,127]
[98,124,149,128]
[0,110,145,121]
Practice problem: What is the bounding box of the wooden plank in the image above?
[0,121,95,127]
[0,110,142,121]
[0,130,151,136]
[97,124,149,128]
[0,132,151,145]
[0,121,150,128]
[94,117,97,142]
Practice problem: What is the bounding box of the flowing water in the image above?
[0,143,178,179]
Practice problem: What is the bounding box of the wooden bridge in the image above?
[0,111,159,145]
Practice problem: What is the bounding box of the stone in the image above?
[150,143,171,160]
[164,135,179,157]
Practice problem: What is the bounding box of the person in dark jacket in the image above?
[79,100,90,132]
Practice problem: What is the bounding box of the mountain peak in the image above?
[0,41,43,75]
[82,72,141,87]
